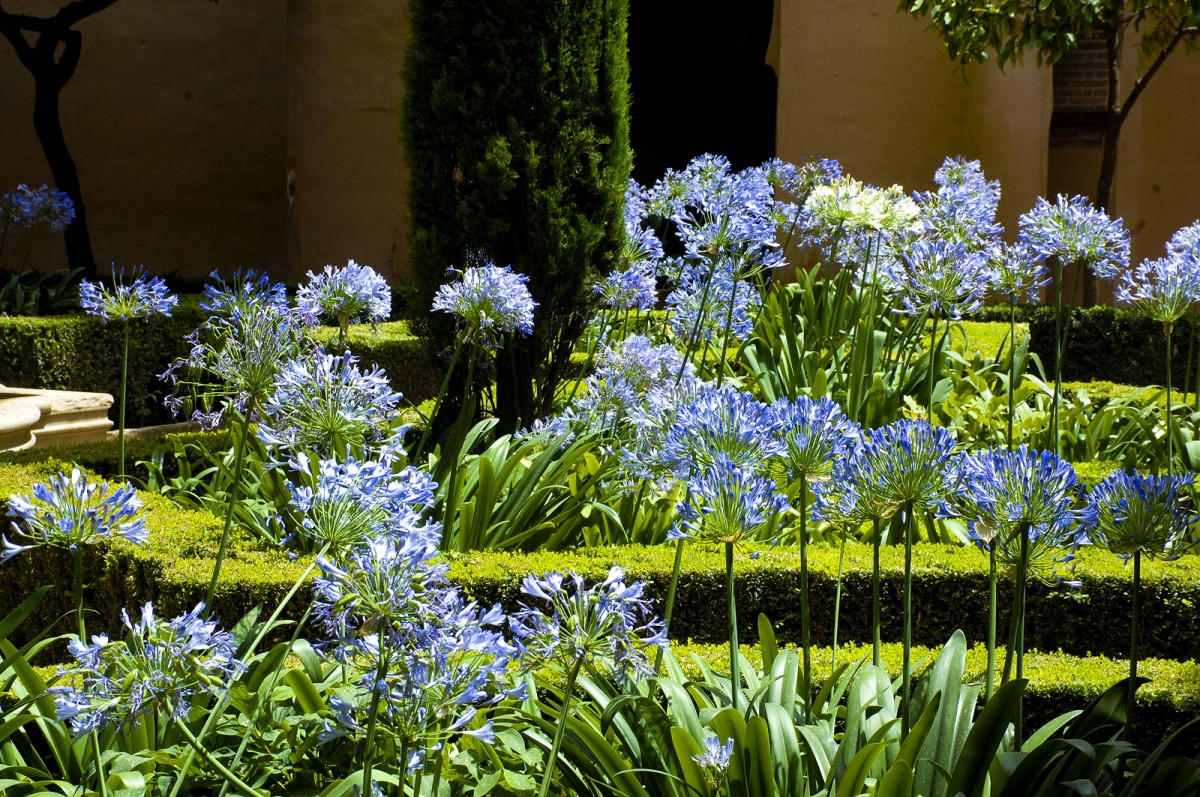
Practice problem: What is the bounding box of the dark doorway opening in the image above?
[628,0,777,185]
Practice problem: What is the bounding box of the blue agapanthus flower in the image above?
[1116,238,1200,327]
[3,469,147,562]
[1090,470,1197,559]
[768,395,860,483]
[286,454,439,555]
[51,602,244,737]
[1167,221,1200,258]
[162,298,311,429]
[509,566,667,682]
[670,453,788,545]
[666,258,760,344]
[432,263,537,347]
[948,446,1092,584]
[990,242,1050,304]
[296,260,392,327]
[693,735,735,791]
[622,179,665,265]
[198,268,290,318]
[660,384,782,480]
[79,267,178,323]
[1018,194,1129,279]
[568,334,693,434]
[258,348,404,458]
[813,419,956,527]
[886,238,995,320]
[2,184,75,232]
[595,259,657,312]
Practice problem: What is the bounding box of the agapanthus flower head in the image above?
[3,469,147,562]
[646,155,785,276]
[198,268,289,318]
[296,260,391,328]
[661,384,782,480]
[258,347,404,459]
[1090,470,1197,559]
[568,334,692,434]
[162,300,311,429]
[928,156,1002,236]
[1116,250,1200,328]
[693,735,735,792]
[1018,194,1129,279]
[509,566,667,681]
[286,454,439,556]
[886,238,994,320]
[622,179,666,266]
[2,184,75,232]
[1167,221,1200,258]
[595,259,657,312]
[318,583,516,774]
[762,156,843,200]
[671,453,788,545]
[666,258,760,344]
[990,242,1049,304]
[79,266,178,323]
[814,420,956,527]
[51,602,244,737]
[947,446,1091,584]
[806,178,921,236]
[431,263,537,347]
[768,395,860,483]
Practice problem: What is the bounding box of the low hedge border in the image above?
[671,640,1200,749]
[968,305,1197,387]
[0,461,1191,662]
[0,309,440,428]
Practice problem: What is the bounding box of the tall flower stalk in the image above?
[510,567,666,797]
[1116,225,1200,475]
[1019,195,1128,454]
[1090,470,1197,726]
[79,267,178,478]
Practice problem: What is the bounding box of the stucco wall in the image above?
[0,0,287,279]
[286,0,409,283]
[775,0,1051,239]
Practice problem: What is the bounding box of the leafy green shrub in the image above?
[404,0,632,428]
[670,639,1200,748]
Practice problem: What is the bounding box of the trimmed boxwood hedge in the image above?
[969,305,1197,388]
[0,459,1191,662]
[0,308,440,428]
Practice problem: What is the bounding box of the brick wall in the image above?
[1051,31,1108,148]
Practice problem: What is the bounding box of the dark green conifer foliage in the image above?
[404,0,631,431]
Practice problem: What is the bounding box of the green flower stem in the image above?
[538,656,585,797]
[726,540,740,713]
[1007,297,1017,450]
[361,620,393,797]
[677,266,717,385]
[118,321,129,480]
[1130,549,1142,735]
[1002,526,1030,744]
[74,549,109,797]
[413,328,470,463]
[90,728,109,797]
[901,505,915,737]
[174,720,267,797]
[204,407,254,612]
[398,739,411,797]
[872,517,882,667]
[1050,260,1066,455]
[563,305,618,409]
[442,354,477,546]
[1165,324,1175,477]
[831,530,847,671]
[716,274,740,387]
[654,534,687,675]
[799,486,811,722]
[986,543,997,703]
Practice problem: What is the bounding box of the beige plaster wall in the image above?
[0,0,287,279]
[775,0,1051,238]
[286,0,409,283]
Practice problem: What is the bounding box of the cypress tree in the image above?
[404,0,631,432]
